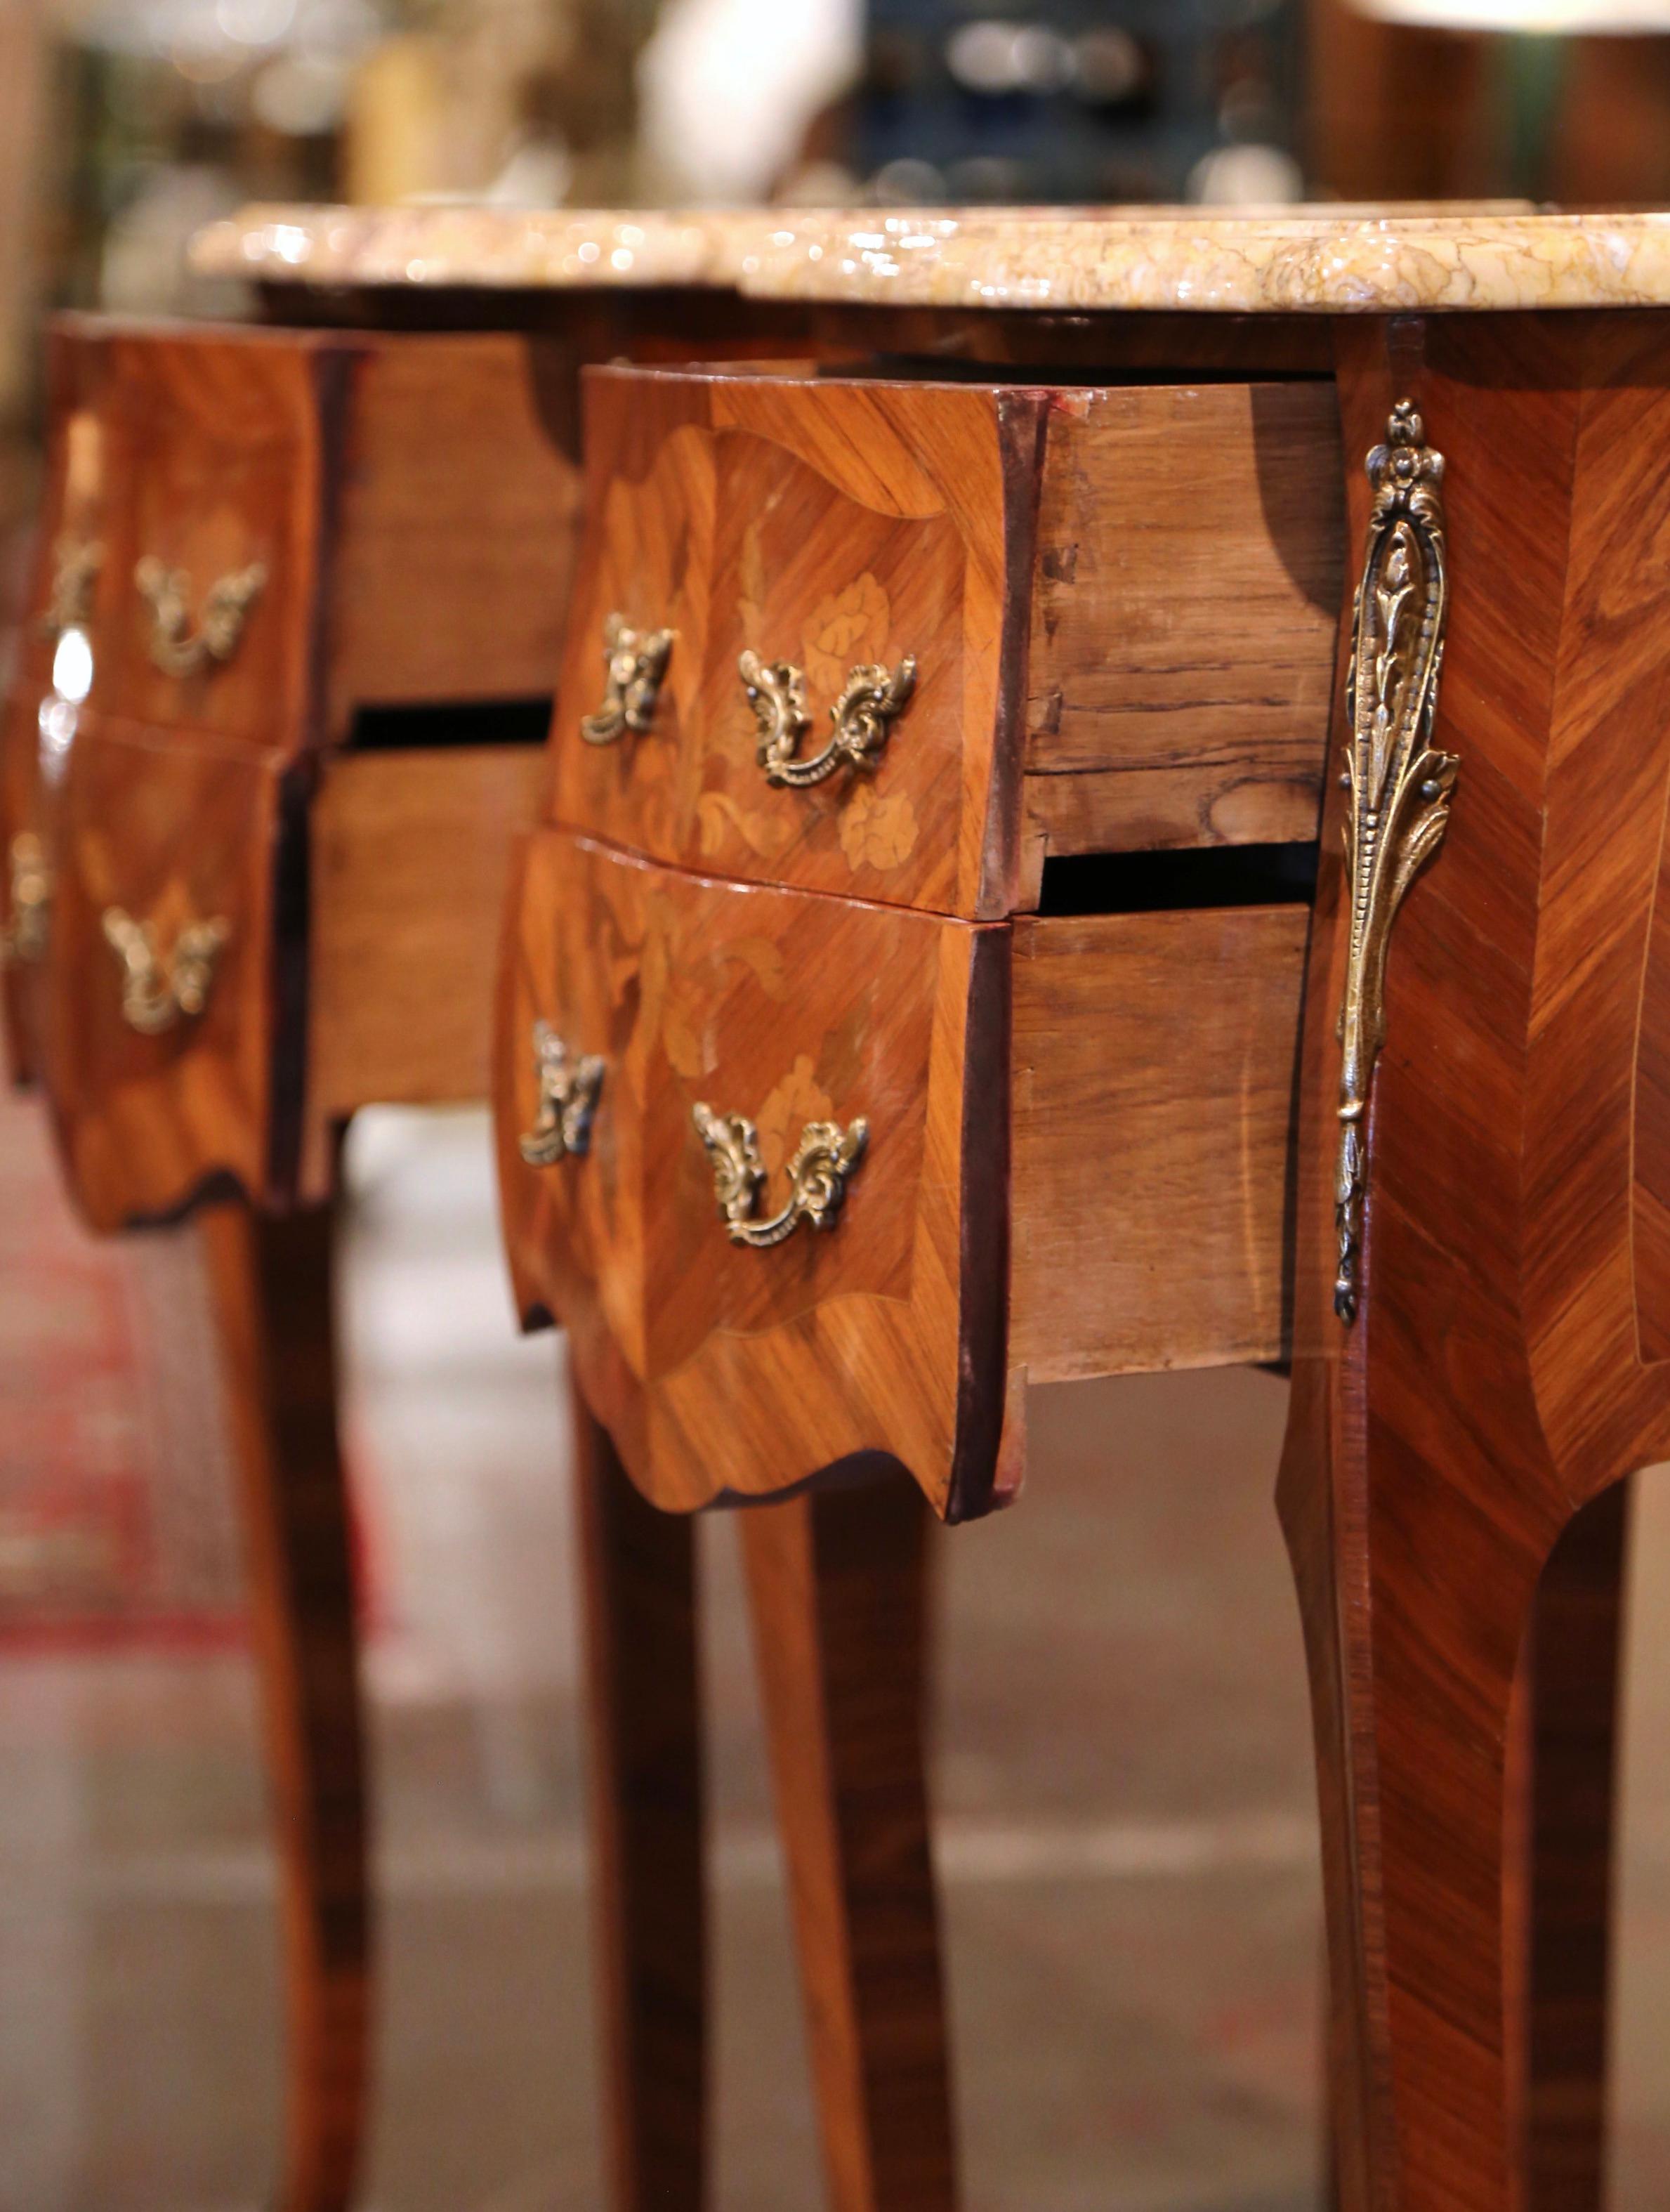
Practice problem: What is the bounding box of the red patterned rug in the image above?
[0,1076,247,1647]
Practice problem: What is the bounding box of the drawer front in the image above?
[550,367,1025,920]
[497,828,1008,1518]
[93,329,323,748]
[1,686,53,1082]
[17,326,115,696]
[43,718,290,1229]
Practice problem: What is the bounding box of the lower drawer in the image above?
[499,828,1008,1520]
[42,716,290,1230]
[497,827,1308,1519]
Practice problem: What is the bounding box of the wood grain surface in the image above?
[739,1470,956,2212]
[498,827,1008,1519]
[1505,1480,1630,2212]
[1009,903,1308,1381]
[550,366,1026,920]
[4,325,114,1080]
[1277,309,1670,2212]
[573,1382,706,2212]
[11,320,115,693]
[1,683,50,1085]
[1021,381,1343,873]
[45,714,291,1229]
[200,1198,368,2212]
[324,334,581,733]
[550,364,1343,921]
[37,318,581,759]
[90,322,327,750]
[302,745,547,1194]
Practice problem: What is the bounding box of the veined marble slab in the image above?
[735,207,1670,314]
[189,204,759,289]
[192,202,1670,313]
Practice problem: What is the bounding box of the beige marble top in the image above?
[189,204,761,289]
[193,202,1670,313]
[738,207,1670,313]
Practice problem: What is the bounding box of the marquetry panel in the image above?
[91,325,324,750]
[551,364,1345,917]
[498,828,1008,1519]
[549,367,1023,920]
[0,684,50,1083]
[44,716,287,1229]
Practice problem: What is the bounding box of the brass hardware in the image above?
[0,834,51,967]
[134,555,266,678]
[39,536,102,641]
[741,649,916,790]
[1334,400,1455,1325]
[692,1100,868,1249]
[519,1022,605,1165]
[102,907,229,1035]
[581,613,674,744]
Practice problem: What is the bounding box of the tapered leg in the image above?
[572,1384,706,2211]
[1508,1481,1631,2212]
[738,1470,957,2212]
[1278,309,1670,2212]
[200,1199,369,2212]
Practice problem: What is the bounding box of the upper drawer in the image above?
[40,317,583,752]
[498,827,1007,1519]
[15,325,117,696]
[552,365,1025,918]
[548,363,1343,917]
[41,716,290,1229]
[94,328,321,747]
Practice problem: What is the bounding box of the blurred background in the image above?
[7,3,1670,2208]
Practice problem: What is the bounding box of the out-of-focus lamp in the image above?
[1352,1,1670,22]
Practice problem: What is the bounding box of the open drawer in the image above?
[36,316,581,754]
[496,826,1309,1519]
[548,362,1343,918]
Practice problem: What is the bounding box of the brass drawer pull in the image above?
[581,613,674,745]
[134,556,267,678]
[740,650,916,790]
[102,907,228,1034]
[39,535,102,641]
[692,1101,868,1248]
[520,1021,605,1165]
[0,834,51,966]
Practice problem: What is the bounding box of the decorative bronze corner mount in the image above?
[1334,399,1456,1324]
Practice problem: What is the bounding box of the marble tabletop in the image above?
[190,204,758,290]
[192,202,1670,314]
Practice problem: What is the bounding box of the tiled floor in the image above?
[3,1096,1670,2208]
